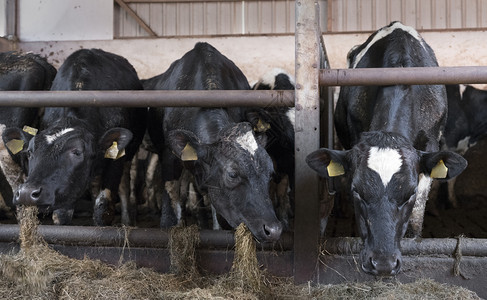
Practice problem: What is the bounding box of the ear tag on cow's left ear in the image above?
[115,148,126,160]
[431,159,448,179]
[5,139,24,155]
[105,141,122,160]
[181,143,198,161]
[253,119,271,133]
[22,125,38,136]
[327,160,345,177]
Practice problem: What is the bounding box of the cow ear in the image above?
[99,128,133,158]
[2,127,33,157]
[306,148,349,178]
[420,151,468,180]
[168,129,206,161]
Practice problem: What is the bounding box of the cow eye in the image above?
[352,190,363,200]
[27,150,33,160]
[228,170,238,179]
[352,190,368,207]
[398,196,413,210]
[71,149,82,157]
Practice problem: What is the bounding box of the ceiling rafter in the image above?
[114,0,158,37]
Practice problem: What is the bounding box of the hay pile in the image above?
[0,207,481,299]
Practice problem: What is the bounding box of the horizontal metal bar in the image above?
[323,237,487,257]
[0,90,294,107]
[5,223,485,256]
[0,224,293,250]
[320,66,487,86]
[124,0,283,3]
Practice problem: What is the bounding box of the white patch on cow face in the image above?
[259,68,295,89]
[367,147,402,186]
[236,130,258,156]
[352,22,425,69]
[286,107,295,129]
[45,128,74,144]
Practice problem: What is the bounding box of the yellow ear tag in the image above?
[181,143,198,161]
[6,139,24,155]
[254,119,271,132]
[22,125,38,136]
[105,141,120,160]
[115,148,126,160]
[431,159,448,179]
[327,160,345,177]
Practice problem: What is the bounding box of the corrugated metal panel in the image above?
[114,0,327,38]
[329,0,487,32]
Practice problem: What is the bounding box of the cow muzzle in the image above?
[13,184,45,206]
[361,249,402,276]
[262,221,283,242]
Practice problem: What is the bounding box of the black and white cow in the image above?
[433,84,487,208]
[250,68,295,229]
[144,42,282,243]
[306,22,467,276]
[3,48,146,225]
[0,51,57,211]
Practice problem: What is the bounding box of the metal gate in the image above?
[0,0,486,297]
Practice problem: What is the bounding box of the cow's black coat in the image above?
[4,49,146,225]
[144,42,282,242]
[0,51,57,208]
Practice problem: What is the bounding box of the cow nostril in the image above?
[263,223,283,241]
[370,257,378,268]
[13,190,21,204]
[394,258,402,272]
[31,188,42,200]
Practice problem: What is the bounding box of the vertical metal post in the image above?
[6,0,17,39]
[294,0,321,284]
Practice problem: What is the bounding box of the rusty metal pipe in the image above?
[323,237,487,257]
[0,224,294,250]
[0,90,294,107]
[320,66,487,86]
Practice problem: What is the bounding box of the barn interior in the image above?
[0,0,487,298]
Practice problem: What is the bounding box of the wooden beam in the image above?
[293,0,321,284]
[114,0,158,37]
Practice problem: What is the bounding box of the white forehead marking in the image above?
[352,22,425,69]
[236,130,258,156]
[367,147,402,186]
[45,128,74,144]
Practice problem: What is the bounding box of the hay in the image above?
[0,206,185,299]
[168,224,200,278]
[216,223,271,298]
[305,278,481,300]
[0,208,481,299]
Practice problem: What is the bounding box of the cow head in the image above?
[3,123,132,225]
[168,122,283,243]
[306,131,467,276]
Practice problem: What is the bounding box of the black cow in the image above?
[0,51,57,211]
[306,22,467,276]
[144,42,282,243]
[3,48,146,225]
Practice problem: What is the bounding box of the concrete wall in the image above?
[17,30,487,86]
[17,0,113,42]
[0,1,6,38]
